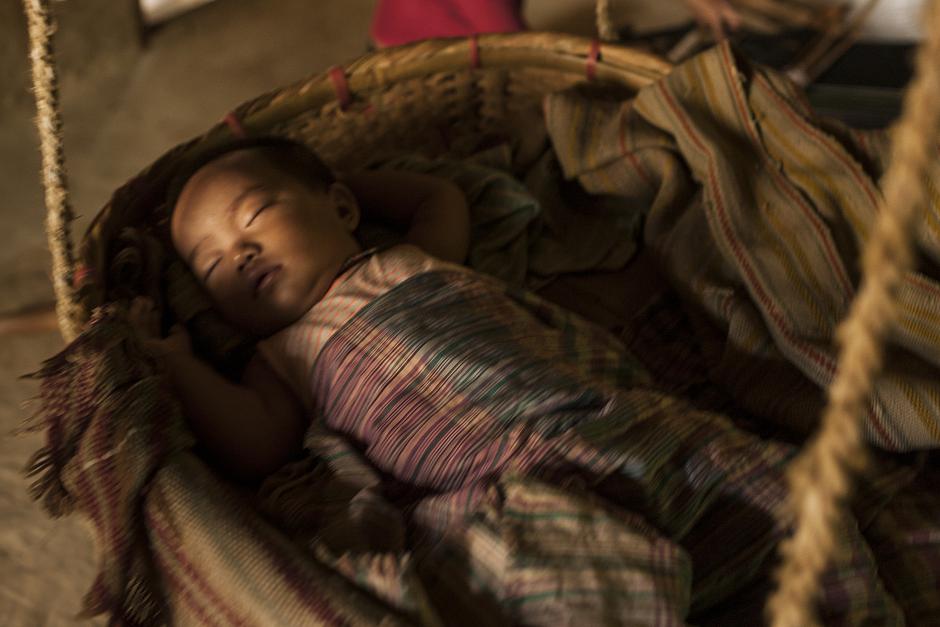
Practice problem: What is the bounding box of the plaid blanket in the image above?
[546,42,940,451]
[24,45,940,625]
[25,293,932,626]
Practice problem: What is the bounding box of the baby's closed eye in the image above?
[204,258,220,282]
[245,201,275,227]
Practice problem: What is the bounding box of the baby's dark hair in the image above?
[165,136,335,213]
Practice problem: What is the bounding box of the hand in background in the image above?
[685,0,742,39]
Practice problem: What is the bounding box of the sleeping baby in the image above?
[131,136,471,481]
[128,136,874,620]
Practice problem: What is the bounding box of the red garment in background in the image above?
[370,0,526,47]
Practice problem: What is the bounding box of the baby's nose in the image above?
[236,249,256,271]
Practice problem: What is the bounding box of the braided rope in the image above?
[767,1,940,625]
[595,0,617,41]
[23,0,82,342]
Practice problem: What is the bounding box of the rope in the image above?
[767,1,940,624]
[595,0,617,41]
[23,0,83,342]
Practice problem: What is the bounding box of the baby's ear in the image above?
[328,182,361,232]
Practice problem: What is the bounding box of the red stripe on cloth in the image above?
[855,129,869,155]
[656,84,832,373]
[657,74,895,446]
[715,46,853,298]
[717,51,853,298]
[737,67,899,445]
[328,66,352,111]
[618,106,655,190]
[147,505,249,626]
[906,272,940,298]
[751,73,870,297]
[149,548,225,627]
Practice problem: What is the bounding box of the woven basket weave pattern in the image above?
[78,33,670,318]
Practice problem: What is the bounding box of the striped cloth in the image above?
[546,42,940,451]
[258,245,451,410]
[24,310,422,626]
[300,253,901,623]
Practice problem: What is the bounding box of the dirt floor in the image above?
[0,1,689,624]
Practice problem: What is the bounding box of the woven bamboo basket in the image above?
[64,33,671,338]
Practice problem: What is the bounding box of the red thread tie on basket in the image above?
[329,65,353,111]
[469,34,481,69]
[72,264,94,289]
[223,112,247,137]
[586,39,601,80]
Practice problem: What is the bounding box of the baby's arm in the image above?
[342,170,470,264]
[129,298,306,483]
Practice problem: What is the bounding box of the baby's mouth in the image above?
[252,264,282,298]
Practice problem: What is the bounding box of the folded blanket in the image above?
[23,309,194,625]
[547,42,940,451]
[25,311,428,625]
[303,262,913,624]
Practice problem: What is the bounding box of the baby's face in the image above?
[171,149,361,336]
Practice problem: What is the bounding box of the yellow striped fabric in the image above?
[546,43,940,451]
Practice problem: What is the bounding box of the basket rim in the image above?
[75,32,672,321]
[230,31,671,137]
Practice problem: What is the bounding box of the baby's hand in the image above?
[128,296,192,360]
